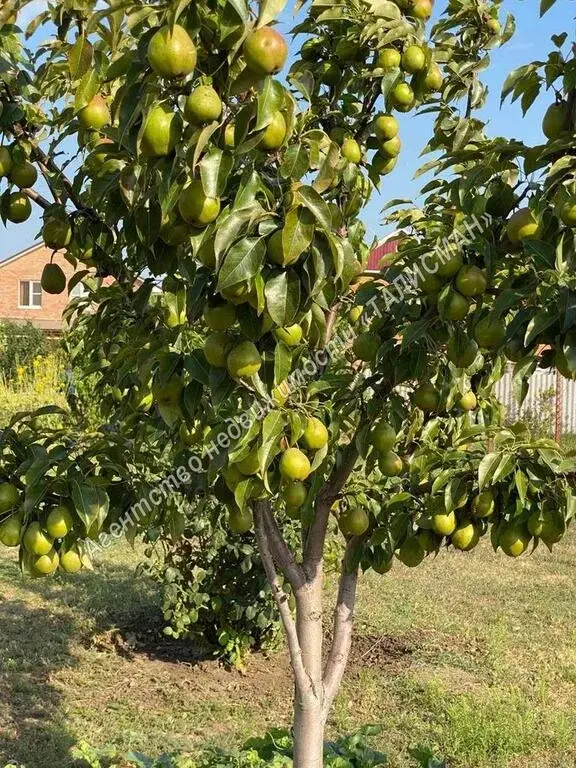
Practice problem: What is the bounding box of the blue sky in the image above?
[0,0,572,259]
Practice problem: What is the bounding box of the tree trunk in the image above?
[293,579,325,768]
[293,699,325,768]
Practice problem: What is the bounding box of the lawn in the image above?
[1,534,576,768]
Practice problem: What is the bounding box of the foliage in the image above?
[68,727,403,767]
[145,497,296,666]
[0,320,50,381]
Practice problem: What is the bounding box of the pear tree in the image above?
[0,0,575,766]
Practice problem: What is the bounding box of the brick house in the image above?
[366,234,401,273]
[0,242,83,334]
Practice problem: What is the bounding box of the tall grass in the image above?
[0,353,66,424]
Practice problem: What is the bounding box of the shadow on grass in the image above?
[0,599,77,768]
[0,554,167,767]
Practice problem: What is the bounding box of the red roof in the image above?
[366,238,400,272]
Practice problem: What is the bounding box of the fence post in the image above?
[555,369,563,444]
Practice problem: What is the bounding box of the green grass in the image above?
[2,536,576,768]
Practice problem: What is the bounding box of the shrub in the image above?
[0,320,50,381]
[146,501,295,667]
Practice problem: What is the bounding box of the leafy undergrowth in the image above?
[48,727,442,768]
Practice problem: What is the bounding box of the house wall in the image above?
[0,244,76,330]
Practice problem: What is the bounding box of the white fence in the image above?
[495,365,576,437]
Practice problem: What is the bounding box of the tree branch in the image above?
[23,186,51,210]
[259,501,306,590]
[3,82,84,211]
[253,502,309,693]
[303,430,362,576]
[323,545,359,713]
[31,143,84,210]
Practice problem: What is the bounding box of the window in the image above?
[19,280,42,308]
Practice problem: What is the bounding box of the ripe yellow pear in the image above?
[0,146,13,177]
[401,45,426,75]
[147,24,197,78]
[60,547,83,573]
[451,521,479,551]
[33,547,59,575]
[226,341,262,378]
[178,180,220,226]
[78,94,110,130]
[184,85,222,124]
[506,208,541,242]
[374,114,399,141]
[274,324,303,346]
[0,514,23,547]
[377,48,401,70]
[342,138,362,163]
[302,417,329,450]
[279,448,311,481]
[6,192,31,223]
[243,27,288,75]
[391,82,415,112]
[431,510,457,536]
[261,112,287,150]
[0,482,20,513]
[204,332,233,367]
[23,522,54,556]
[46,505,74,538]
[141,104,183,158]
[9,160,38,189]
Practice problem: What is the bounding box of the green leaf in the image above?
[280,143,309,180]
[71,481,110,537]
[217,237,266,291]
[492,453,515,483]
[258,411,284,474]
[190,121,221,170]
[541,0,557,14]
[214,204,267,258]
[282,207,315,264]
[68,36,93,80]
[297,185,332,231]
[515,470,528,503]
[265,270,301,326]
[200,148,234,198]
[74,69,99,113]
[274,341,292,386]
[478,453,501,490]
[255,77,285,130]
[257,0,287,26]
[135,201,162,246]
